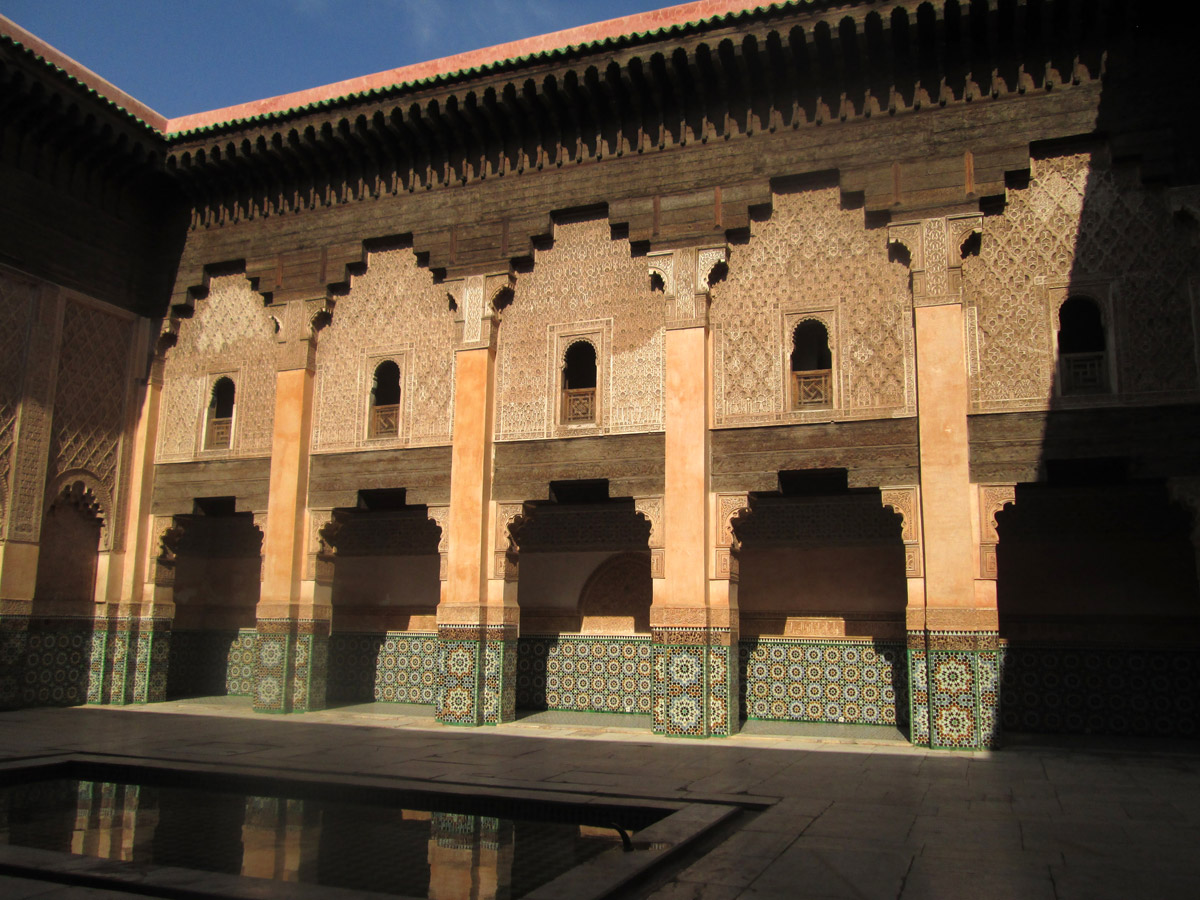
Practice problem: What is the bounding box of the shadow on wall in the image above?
[989,4,1200,739]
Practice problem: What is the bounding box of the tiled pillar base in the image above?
[653,626,738,738]
[91,618,172,705]
[908,630,1002,750]
[0,616,29,710]
[253,619,330,713]
[436,625,517,726]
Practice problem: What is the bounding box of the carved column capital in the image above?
[657,244,729,330]
[449,272,508,351]
[888,214,982,308]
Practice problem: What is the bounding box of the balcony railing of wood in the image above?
[205,417,232,450]
[562,388,596,424]
[370,403,400,437]
[1060,352,1107,395]
[791,369,832,409]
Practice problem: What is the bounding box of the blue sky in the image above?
[0,0,669,117]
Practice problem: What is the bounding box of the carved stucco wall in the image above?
[966,152,1200,411]
[314,249,455,451]
[0,271,36,535]
[495,218,665,441]
[47,299,136,549]
[158,275,277,461]
[711,185,914,427]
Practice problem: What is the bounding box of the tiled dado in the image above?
[253,620,330,714]
[166,630,253,698]
[88,619,171,706]
[908,631,1001,751]
[516,635,653,716]
[13,618,92,708]
[740,638,908,728]
[327,632,438,705]
[436,626,516,727]
[1001,644,1200,738]
[653,628,737,738]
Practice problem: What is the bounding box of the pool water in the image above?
[0,770,664,898]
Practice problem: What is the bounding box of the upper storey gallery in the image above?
[2,0,1199,467]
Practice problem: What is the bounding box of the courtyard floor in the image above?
[0,699,1196,899]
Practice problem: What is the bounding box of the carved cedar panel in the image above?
[158,275,277,461]
[0,272,35,531]
[711,186,913,426]
[314,249,455,450]
[495,218,664,441]
[966,153,1199,410]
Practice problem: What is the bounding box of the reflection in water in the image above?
[0,779,626,898]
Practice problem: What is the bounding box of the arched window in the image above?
[790,320,833,409]
[369,360,401,437]
[562,341,597,424]
[205,377,235,450]
[1057,296,1108,395]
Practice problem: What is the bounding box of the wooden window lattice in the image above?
[1060,352,1107,395]
[562,388,596,424]
[791,369,832,409]
[370,403,400,437]
[205,416,232,450]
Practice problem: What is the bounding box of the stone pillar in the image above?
[255,299,328,713]
[437,274,515,726]
[0,281,61,709]
[652,246,734,738]
[889,216,1000,750]
[97,325,172,706]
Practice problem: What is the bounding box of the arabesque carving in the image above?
[964,153,1199,411]
[495,218,665,440]
[711,186,913,426]
[977,484,1016,579]
[48,300,135,551]
[0,271,37,537]
[880,486,922,577]
[314,249,455,450]
[158,274,277,461]
[634,497,663,549]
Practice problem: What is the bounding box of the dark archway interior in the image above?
[563,341,597,390]
[790,320,832,371]
[372,361,401,406]
[210,377,236,417]
[1057,296,1106,353]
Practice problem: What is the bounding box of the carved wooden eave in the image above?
[5,1,1196,315]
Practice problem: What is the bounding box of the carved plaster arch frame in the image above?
[715,492,753,582]
[426,505,450,581]
[45,470,113,552]
[147,515,185,587]
[879,486,923,578]
[359,347,412,446]
[781,309,839,417]
[547,319,612,436]
[977,484,1016,579]
[634,496,664,579]
[493,503,526,582]
[1044,278,1118,397]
